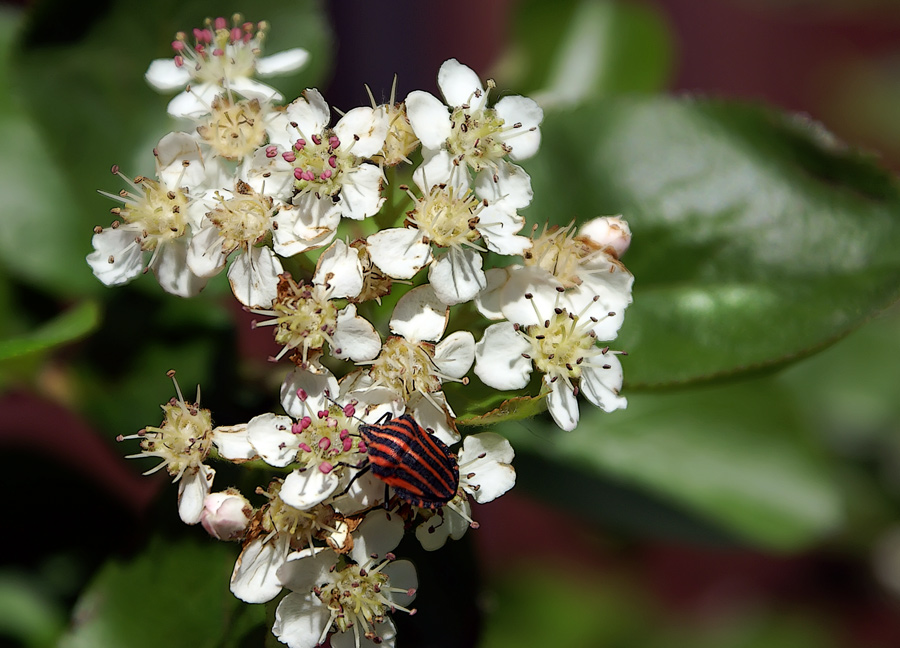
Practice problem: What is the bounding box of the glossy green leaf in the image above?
[499,378,843,550]
[0,301,100,363]
[58,538,260,648]
[8,0,331,297]
[499,0,673,102]
[527,97,900,387]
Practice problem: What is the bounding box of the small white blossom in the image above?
[474,286,627,431]
[145,16,309,118]
[274,510,415,648]
[201,490,253,541]
[87,133,213,297]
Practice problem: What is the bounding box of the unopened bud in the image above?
[200,490,252,541]
[578,216,632,258]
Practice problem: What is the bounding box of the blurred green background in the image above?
[4,0,900,646]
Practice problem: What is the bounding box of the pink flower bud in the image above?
[578,216,632,258]
[200,491,252,541]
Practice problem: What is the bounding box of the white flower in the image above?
[145,16,309,118]
[249,242,379,367]
[87,132,213,297]
[474,287,627,431]
[405,58,542,197]
[117,371,216,524]
[229,481,339,604]
[366,151,531,305]
[260,89,388,222]
[416,432,516,551]
[274,510,416,648]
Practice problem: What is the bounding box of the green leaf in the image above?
[58,538,260,648]
[9,0,331,297]
[499,0,673,102]
[499,378,843,550]
[0,301,100,363]
[527,97,900,387]
[457,393,547,427]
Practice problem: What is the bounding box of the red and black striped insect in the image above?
[358,413,460,509]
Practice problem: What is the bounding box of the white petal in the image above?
[285,89,331,137]
[331,619,396,648]
[389,284,448,343]
[231,535,291,604]
[288,193,342,247]
[86,227,143,286]
[177,464,214,524]
[473,322,532,390]
[229,77,283,103]
[273,593,330,648]
[366,228,430,279]
[412,149,469,194]
[546,376,579,431]
[281,468,340,510]
[334,106,388,159]
[474,267,513,321]
[475,161,533,209]
[498,266,562,327]
[332,470,385,515]
[427,247,486,305]
[405,90,451,150]
[438,59,485,109]
[350,509,404,564]
[333,305,381,362]
[280,367,339,419]
[314,240,363,298]
[211,424,256,461]
[187,222,228,278]
[494,95,543,160]
[278,547,336,593]
[247,148,296,202]
[476,204,530,255]
[416,505,470,551]
[434,330,475,379]
[144,58,190,91]
[407,391,459,446]
[151,239,208,298]
[461,433,516,503]
[337,164,384,220]
[257,48,310,76]
[381,560,417,607]
[247,413,296,467]
[166,83,221,118]
[155,132,206,189]
[581,353,628,412]
[227,246,283,308]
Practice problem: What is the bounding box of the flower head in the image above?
[145,15,309,118]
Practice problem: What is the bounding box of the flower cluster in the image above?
[100,15,634,648]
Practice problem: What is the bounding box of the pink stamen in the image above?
[320,170,332,180]
[265,145,278,158]
[343,404,356,417]
[201,28,213,43]
[318,437,331,451]
[317,410,328,419]
[358,441,367,453]
[230,27,242,42]
[293,168,304,181]
[214,17,227,30]
[319,461,334,474]
[311,134,322,146]
[213,48,224,57]
[299,416,312,430]
[298,442,313,453]
[339,428,349,440]
[342,438,353,452]
[172,41,184,52]
[242,33,252,44]
[295,138,306,150]
[328,155,337,169]
[193,27,204,41]
[281,151,296,163]
[174,55,184,67]
[296,388,308,401]
[329,136,340,149]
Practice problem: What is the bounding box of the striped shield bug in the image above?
[358,413,460,509]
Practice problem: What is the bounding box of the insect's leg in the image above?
[332,463,372,500]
